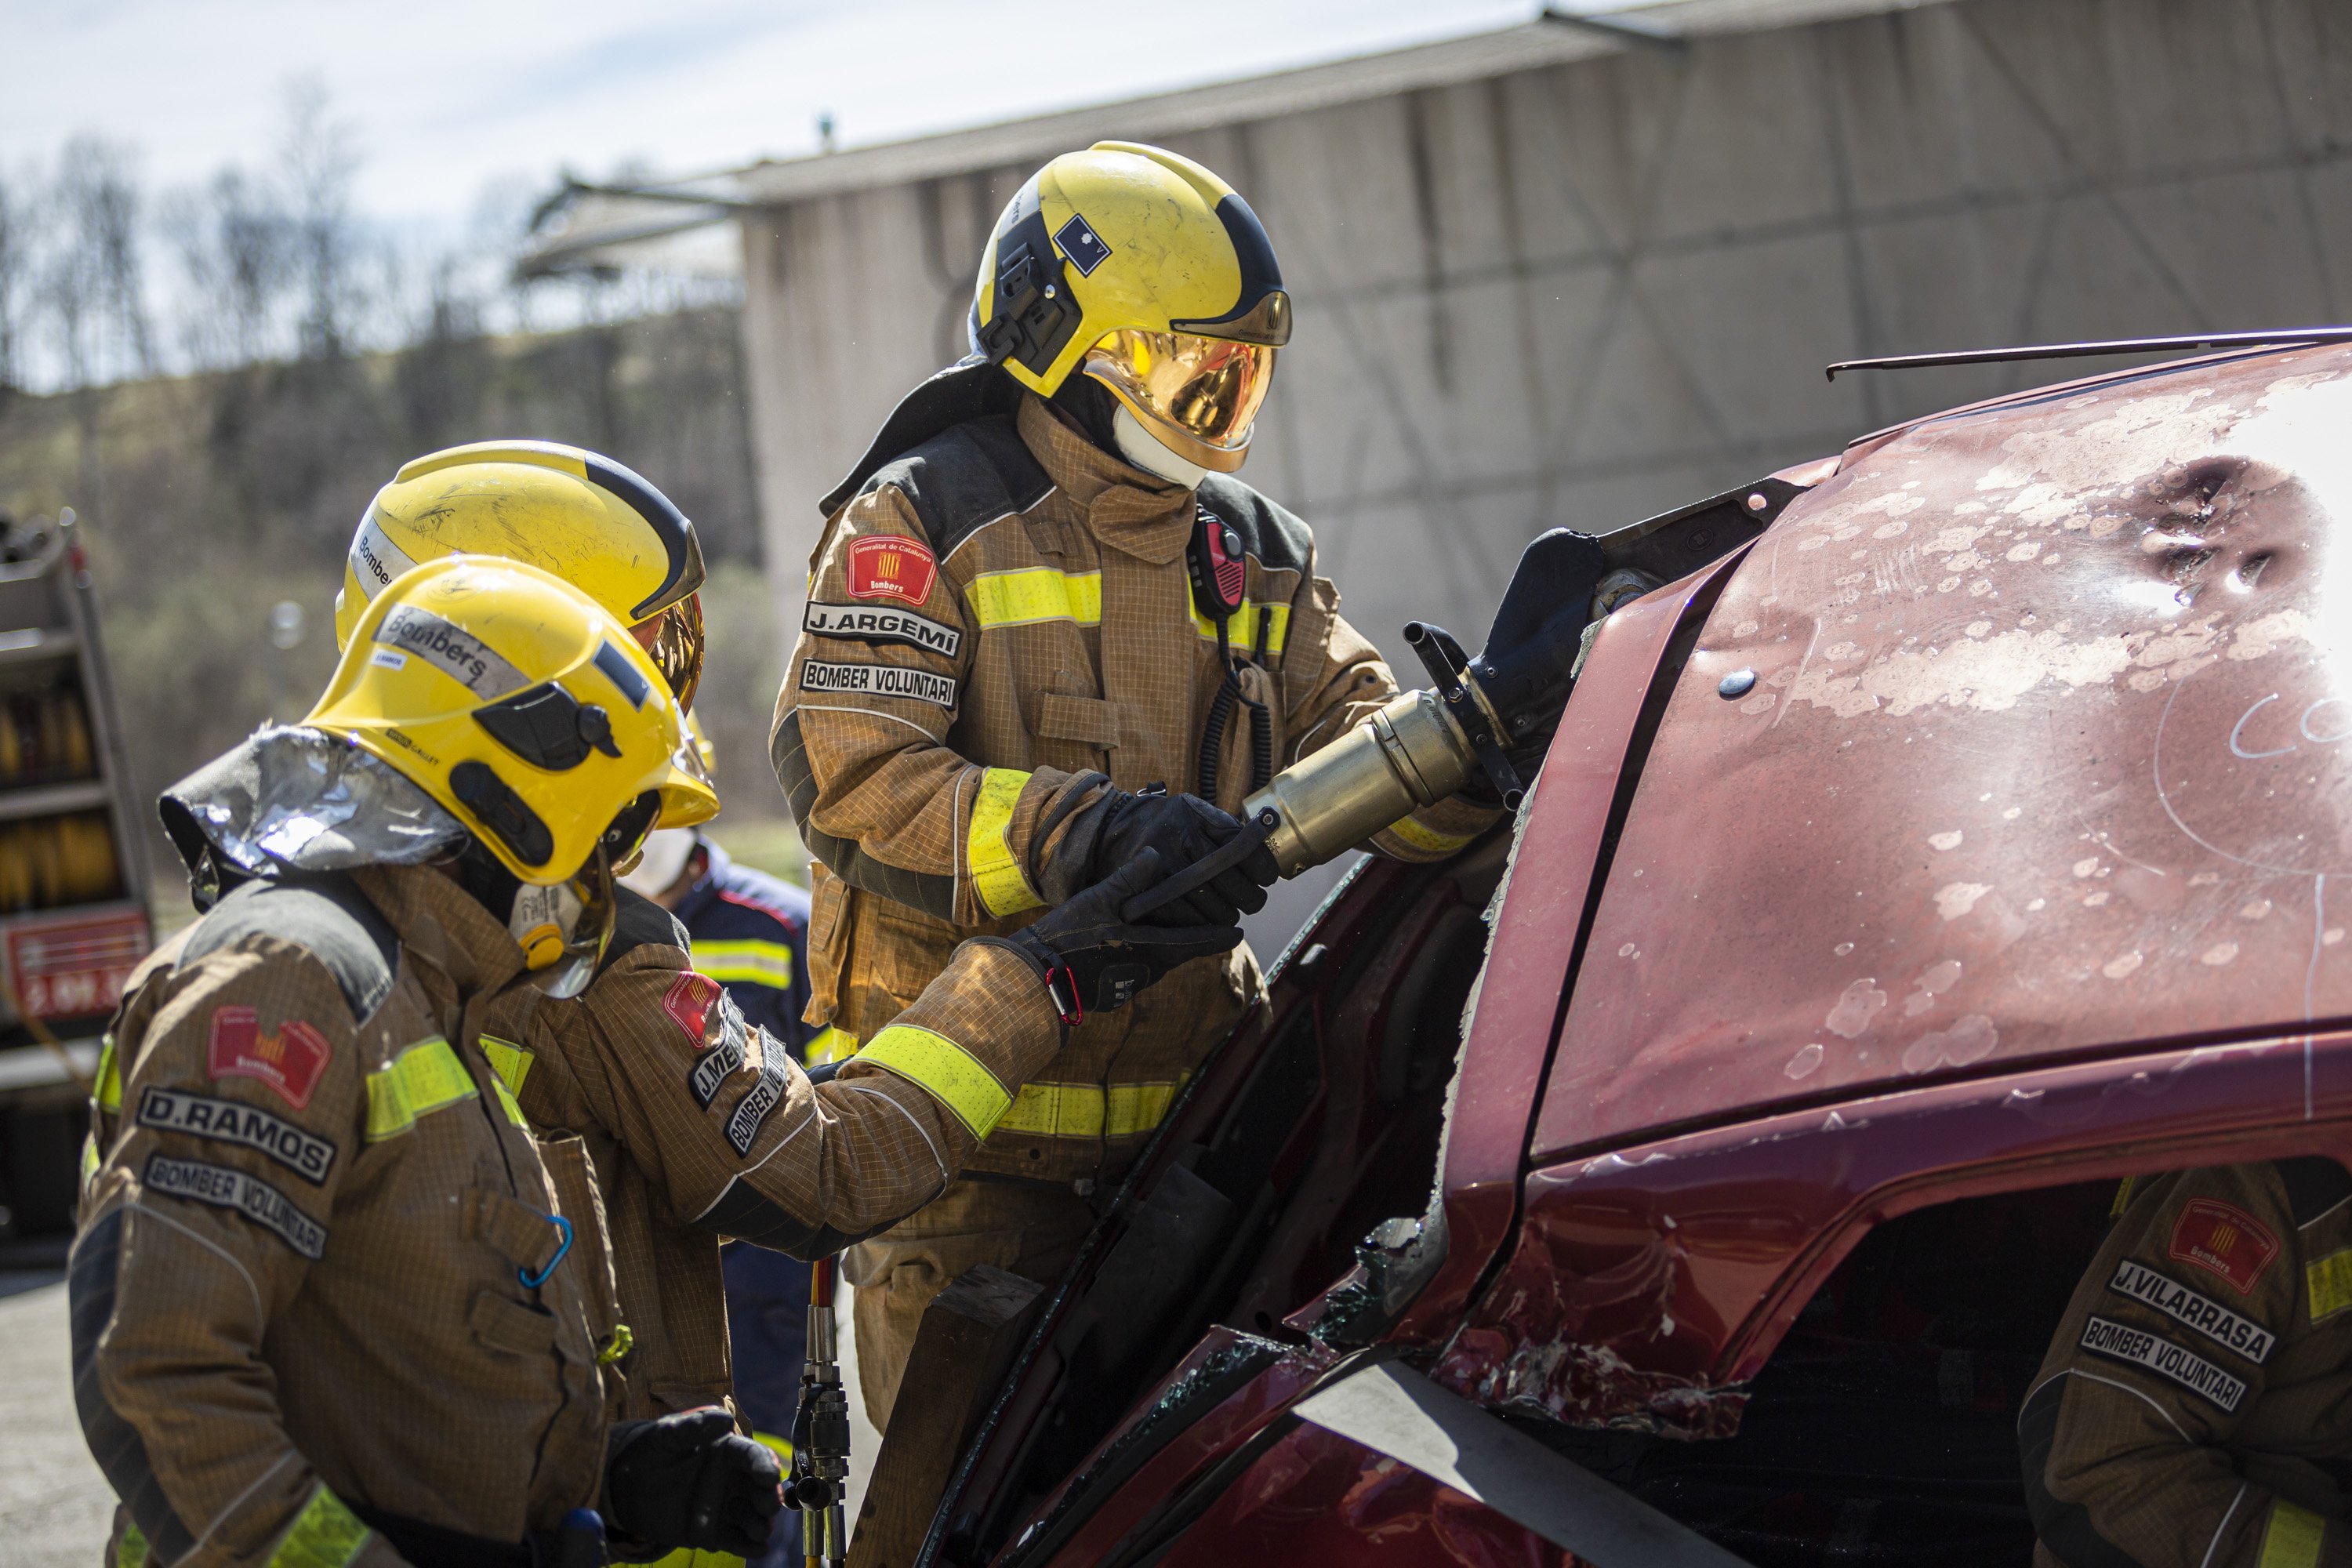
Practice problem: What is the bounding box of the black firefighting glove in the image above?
[1461,528,1608,804]
[982,851,1243,1023]
[604,1408,782,1558]
[1084,785,1277,926]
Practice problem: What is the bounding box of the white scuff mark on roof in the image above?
[1936,882,1991,920]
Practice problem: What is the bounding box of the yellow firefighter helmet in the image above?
[334,441,709,709]
[307,555,717,887]
[970,142,1290,474]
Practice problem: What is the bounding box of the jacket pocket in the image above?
[469,1289,560,1357]
[1036,692,1120,750]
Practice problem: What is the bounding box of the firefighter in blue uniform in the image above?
[621,817,815,1568]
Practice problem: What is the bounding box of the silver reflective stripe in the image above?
[1294,1363,1751,1568]
[347,513,419,601]
[374,604,528,699]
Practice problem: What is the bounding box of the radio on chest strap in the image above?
[1188,503,1273,800]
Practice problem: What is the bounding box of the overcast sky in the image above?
[2,0,1542,235]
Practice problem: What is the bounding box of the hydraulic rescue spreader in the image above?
[786,1251,852,1566]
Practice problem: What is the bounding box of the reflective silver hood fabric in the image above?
[160,726,468,885]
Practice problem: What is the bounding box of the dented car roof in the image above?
[1532,343,2352,1161]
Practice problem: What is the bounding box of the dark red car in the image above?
[898,339,2352,1566]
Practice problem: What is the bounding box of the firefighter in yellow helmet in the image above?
[335,439,708,710]
[120,554,1236,1565]
[772,141,1510,1432]
[89,557,786,1565]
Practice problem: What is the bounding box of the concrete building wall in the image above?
[739,0,2352,737]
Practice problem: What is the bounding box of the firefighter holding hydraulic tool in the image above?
[773,140,1595,1430]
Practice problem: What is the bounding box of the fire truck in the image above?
[0,510,149,1243]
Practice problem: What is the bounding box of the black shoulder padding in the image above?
[817,358,1027,521]
[1196,474,1314,575]
[853,415,1053,559]
[72,1210,199,1564]
[604,888,691,972]
[179,873,397,1025]
[2277,1156,2352,1227]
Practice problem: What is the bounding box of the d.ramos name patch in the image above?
[137,1086,338,1185]
[799,660,958,709]
[2078,1314,2247,1412]
[803,602,962,659]
[143,1152,327,1259]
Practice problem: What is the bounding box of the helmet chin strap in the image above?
[1112,405,1213,491]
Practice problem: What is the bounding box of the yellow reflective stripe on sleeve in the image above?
[1383,814,1480,856]
[807,1026,859,1065]
[365,1037,478,1141]
[753,1430,793,1461]
[994,1078,1186,1140]
[645,1552,742,1568]
[2310,1248,2352,1322]
[488,1076,528,1130]
[269,1483,370,1568]
[93,1032,121,1113]
[967,568,1102,630]
[967,768,1043,918]
[117,1524,149,1568]
[479,1034,533,1096]
[2260,1499,2326,1568]
[1191,599,1290,654]
[691,938,797,989]
[855,1025,1012,1138]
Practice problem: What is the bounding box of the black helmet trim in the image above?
[1169,194,1292,347]
[450,759,554,867]
[580,451,706,621]
[976,180,1084,378]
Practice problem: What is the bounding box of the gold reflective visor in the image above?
[630,593,705,713]
[1082,329,1276,474]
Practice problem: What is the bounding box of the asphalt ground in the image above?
[0,1264,880,1566]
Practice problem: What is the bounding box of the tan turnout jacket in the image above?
[775,393,1494,1185]
[486,896,1069,1417]
[74,865,622,1566]
[2024,1160,2352,1567]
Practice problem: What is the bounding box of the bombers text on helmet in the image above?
[971,142,1290,474]
[336,441,709,708]
[308,555,717,887]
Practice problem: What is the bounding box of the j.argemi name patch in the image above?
[2078,1315,2247,1412]
[804,603,962,659]
[799,660,958,708]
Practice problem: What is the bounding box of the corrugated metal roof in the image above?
[519,0,1951,274]
[730,0,1951,204]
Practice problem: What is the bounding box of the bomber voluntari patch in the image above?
[848,535,938,606]
[662,971,722,1047]
[143,1152,327,1258]
[137,1086,338,1185]
[803,602,962,659]
[2169,1198,2280,1294]
[799,660,958,709]
[208,1006,332,1111]
[725,1054,789,1156]
[2078,1315,2248,1412]
[2107,1259,2276,1363]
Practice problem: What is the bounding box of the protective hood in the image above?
[161,725,470,907]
